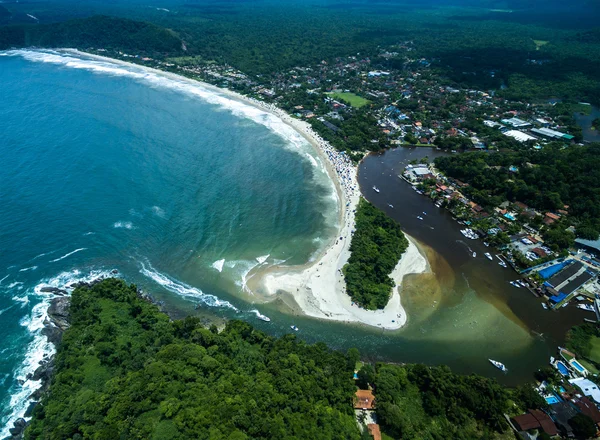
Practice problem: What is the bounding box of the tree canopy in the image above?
[26,279,360,439]
[343,198,409,310]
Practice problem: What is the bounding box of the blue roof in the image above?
[550,292,567,303]
[539,261,569,279]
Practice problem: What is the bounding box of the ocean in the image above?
[0,49,339,432]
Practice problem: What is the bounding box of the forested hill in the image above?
[0,16,183,54]
[25,279,361,439]
[25,278,541,439]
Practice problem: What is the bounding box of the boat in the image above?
[290,325,299,331]
[577,303,595,312]
[460,228,478,240]
[485,252,493,261]
[483,242,489,247]
[472,252,477,258]
[434,201,443,208]
[518,280,528,288]
[499,261,507,268]
[422,211,427,215]
[388,204,394,208]
[372,186,380,193]
[257,313,271,322]
[489,359,508,372]
[510,281,521,288]
[542,303,548,310]
[417,216,424,220]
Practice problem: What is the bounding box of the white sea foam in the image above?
[0,304,15,316]
[49,248,86,263]
[7,282,23,289]
[211,259,225,273]
[139,262,238,311]
[256,254,270,264]
[32,250,55,260]
[113,221,134,229]
[83,232,95,236]
[305,153,319,168]
[1,268,113,438]
[151,206,166,218]
[0,274,8,284]
[19,266,37,272]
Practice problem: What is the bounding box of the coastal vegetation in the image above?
[567,323,600,373]
[343,198,408,310]
[359,362,543,439]
[593,118,600,130]
[26,278,547,440]
[25,279,361,439]
[434,143,600,244]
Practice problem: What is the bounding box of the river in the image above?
[574,105,600,143]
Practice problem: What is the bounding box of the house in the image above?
[569,378,600,404]
[549,401,578,438]
[571,395,600,429]
[354,390,376,410]
[512,409,558,437]
[367,424,381,440]
[532,247,548,258]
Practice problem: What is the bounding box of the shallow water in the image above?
[0,49,338,432]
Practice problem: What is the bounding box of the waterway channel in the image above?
[169,147,589,385]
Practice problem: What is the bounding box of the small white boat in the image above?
[483,242,489,247]
[388,204,394,208]
[485,252,493,261]
[422,211,427,215]
[472,252,477,258]
[489,359,507,372]
[290,325,299,331]
[577,303,595,312]
[372,186,380,193]
[417,216,424,220]
[499,261,507,268]
[257,314,271,322]
[518,280,528,288]
[510,281,521,288]
[542,303,548,310]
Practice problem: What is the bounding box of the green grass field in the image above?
[587,336,600,364]
[533,39,549,50]
[327,91,370,108]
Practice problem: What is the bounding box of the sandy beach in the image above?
[66,49,430,329]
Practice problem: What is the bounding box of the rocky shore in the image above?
[4,271,169,440]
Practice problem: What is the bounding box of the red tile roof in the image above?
[354,390,376,410]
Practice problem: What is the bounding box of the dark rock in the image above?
[39,287,68,296]
[31,359,54,382]
[41,324,64,346]
[111,269,118,274]
[8,418,27,436]
[29,387,43,401]
[47,296,70,331]
[24,401,38,417]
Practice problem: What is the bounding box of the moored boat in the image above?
[372,186,380,193]
[472,252,477,258]
[290,325,299,331]
[489,359,508,372]
[485,252,493,260]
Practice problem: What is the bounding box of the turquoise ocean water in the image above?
[0,50,338,432]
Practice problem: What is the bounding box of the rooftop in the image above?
[354,390,376,410]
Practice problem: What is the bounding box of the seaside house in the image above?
[512,409,558,438]
[354,390,376,410]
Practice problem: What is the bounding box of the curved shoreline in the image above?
[62,49,429,329]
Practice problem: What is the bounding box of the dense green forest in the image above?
[27,278,546,439]
[357,362,545,439]
[26,279,361,439]
[0,16,183,54]
[566,323,600,371]
[435,143,600,243]
[1,1,600,104]
[343,198,409,310]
